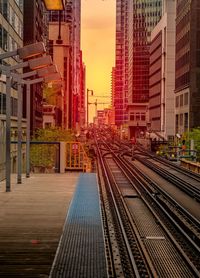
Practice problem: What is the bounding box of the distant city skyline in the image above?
[81,0,115,121]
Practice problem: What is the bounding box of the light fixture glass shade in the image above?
[43,0,64,10]
[29,55,52,70]
[37,65,58,77]
[18,42,46,59]
[44,72,62,83]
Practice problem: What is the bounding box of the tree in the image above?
[185,128,200,161]
[43,83,62,105]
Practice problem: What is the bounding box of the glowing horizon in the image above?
[81,0,116,121]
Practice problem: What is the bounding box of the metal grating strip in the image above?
[50,173,107,278]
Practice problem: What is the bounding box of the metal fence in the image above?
[10,141,60,174]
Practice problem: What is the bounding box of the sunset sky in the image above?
[81,0,116,121]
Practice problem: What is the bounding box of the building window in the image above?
[1,0,8,20]
[175,96,179,107]
[11,97,17,117]
[45,122,52,128]
[175,114,179,133]
[0,92,6,115]
[0,93,18,117]
[184,92,188,105]
[184,113,188,131]
[180,113,183,125]
[180,94,183,107]
[0,25,8,51]
[136,112,140,121]
[130,113,134,121]
[141,113,146,121]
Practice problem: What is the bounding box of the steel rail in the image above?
[120,154,200,243]
[136,145,200,182]
[113,154,200,277]
[134,154,200,202]
[95,137,156,277]
[96,145,141,277]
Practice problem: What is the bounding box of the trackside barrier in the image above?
[9,141,91,175]
[64,141,91,172]
[180,159,200,174]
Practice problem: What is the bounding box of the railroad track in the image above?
[136,145,200,182]
[95,138,200,277]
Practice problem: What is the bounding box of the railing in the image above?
[65,141,91,172]
[180,159,200,174]
[1,141,91,179]
[11,141,60,174]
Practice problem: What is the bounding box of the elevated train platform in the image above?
[50,173,107,278]
[0,173,107,277]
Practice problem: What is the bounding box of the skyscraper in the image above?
[48,0,81,130]
[149,0,176,140]
[127,0,162,138]
[114,0,129,127]
[175,0,200,134]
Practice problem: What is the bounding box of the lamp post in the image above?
[42,0,65,44]
[42,0,65,10]
[11,62,57,182]
[0,43,50,191]
[87,89,93,127]
[13,71,37,184]
[24,72,62,178]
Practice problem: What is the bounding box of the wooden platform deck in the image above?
[0,173,79,277]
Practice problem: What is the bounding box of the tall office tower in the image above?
[48,0,81,130]
[72,0,81,130]
[149,0,176,140]
[0,0,23,180]
[114,0,129,127]
[79,51,86,128]
[23,0,48,134]
[175,0,200,135]
[111,67,116,109]
[127,0,162,138]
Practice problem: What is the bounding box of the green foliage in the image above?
[43,83,60,105]
[186,128,200,161]
[30,144,56,170]
[30,128,75,171]
[33,127,74,142]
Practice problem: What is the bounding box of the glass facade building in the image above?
[114,0,129,126]
[114,0,162,128]
[129,0,162,104]
[175,0,200,133]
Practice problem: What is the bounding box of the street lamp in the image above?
[11,70,37,184]
[42,0,65,10]
[43,72,62,83]
[87,89,93,127]
[11,57,55,181]
[0,42,46,60]
[0,42,48,192]
[11,70,61,181]
[37,64,58,77]
[25,73,62,179]
[0,52,54,191]
[28,55,53,70]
